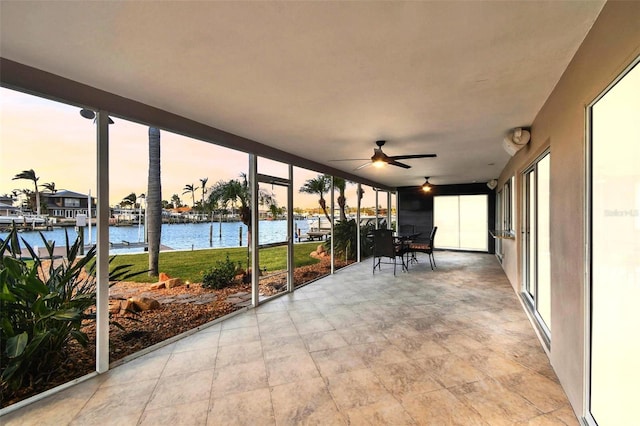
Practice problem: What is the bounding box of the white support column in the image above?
[330,177,335,275]
[249,155,259,307]
[287,165,294,292]
[356,183,362,263]
[387,191,392,230]
[375,189,379,229]
[96,111,110,373]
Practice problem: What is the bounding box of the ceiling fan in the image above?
[331,140,437,170]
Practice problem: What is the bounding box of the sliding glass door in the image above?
[434,194,488,251]
[588,58,639,426]
[522,152,551,339]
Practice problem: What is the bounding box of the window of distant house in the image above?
[64,198,80,207]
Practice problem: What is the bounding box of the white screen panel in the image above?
[434,196,460,248]
[459,194,488,251]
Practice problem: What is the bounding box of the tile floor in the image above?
[2,251,577,425]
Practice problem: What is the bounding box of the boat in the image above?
[0,215,47,226]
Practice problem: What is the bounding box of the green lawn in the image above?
[109,241,321,283]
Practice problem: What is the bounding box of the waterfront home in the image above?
[0,199,19,217]
[43,190,95,221]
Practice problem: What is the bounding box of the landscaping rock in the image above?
[159,272,170,282]
[165,278,183,289]
[151,278,182,290]
[121,298,139,314]
[109,300,122,315]
[129,297,160,311]
[149,282,166,290]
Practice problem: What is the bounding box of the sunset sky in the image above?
[0,87,387,211]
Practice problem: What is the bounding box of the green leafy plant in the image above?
[325,220,375,260]
[201,254,239,289]
[0,226,139,401]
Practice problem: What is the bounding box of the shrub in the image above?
[324,220,375,260]
[0,226,138,402]
[202,254,238,289]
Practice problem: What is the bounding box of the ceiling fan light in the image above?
[372,159,386,168]
[421,177,432,192]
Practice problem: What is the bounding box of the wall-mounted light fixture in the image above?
[503,127,530,156]
[487,179,498,190]
[421,177,432,193]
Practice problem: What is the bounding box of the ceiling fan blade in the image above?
[353,162,372,171]
[328,158,370,162]
[389,154,437,160]
[388,159,411,169]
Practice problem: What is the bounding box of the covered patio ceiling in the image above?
[0,1,604,188]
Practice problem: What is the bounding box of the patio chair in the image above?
[372,228,408,275]
[399,224,415,235]
[408,226,438,270]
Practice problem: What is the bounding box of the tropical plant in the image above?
[0,227,139,400]
[333,177,352,222]
[299,174,332,224]
[201,254,240,289]
[147,127,162,277]
[182,184,198,207]
[13,170,40,215]
[199,177,209,210]
[13,189,32,212]
[170,194,182,208]
[120,192,137,208]
[40,182,57,194]
[269,204,284,219]
[324,219,374,261]
[209,174,275,275]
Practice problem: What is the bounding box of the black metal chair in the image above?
[408,226,438,270]
[372,229,408,275]
[398,224,415,235]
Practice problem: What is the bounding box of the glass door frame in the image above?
[521,150,551,345]
[250,156,294,306]
[583,55,640,426]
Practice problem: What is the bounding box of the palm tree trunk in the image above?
[338,195,346,222]
[319,197,332,224]
[147,127,162,276]
[34,183,41,216]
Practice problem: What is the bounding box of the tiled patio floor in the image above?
[2,251,577,425]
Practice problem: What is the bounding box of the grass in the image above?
[109,241,321,283]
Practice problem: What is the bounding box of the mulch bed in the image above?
[2,257,353,408]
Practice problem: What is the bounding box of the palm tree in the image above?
[269,203,284,219]
[13,169,40,215]
[182,184,199,207]
[210,174,275,274]
[41,182,57,194]
[299,174,332,224]
[147,127,162,276]
[121,192,137,208]
[199,177,209,210]
[171,194,182,208]
[15,188,33,211]
[333,177,350,222]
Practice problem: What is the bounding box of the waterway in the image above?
[0,220,313,254]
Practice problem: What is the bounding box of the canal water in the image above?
[0,220,312,253]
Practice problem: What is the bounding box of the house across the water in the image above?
[43,190,95,220]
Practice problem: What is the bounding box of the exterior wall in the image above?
[398,183,496,254]
[497,1,640,417]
